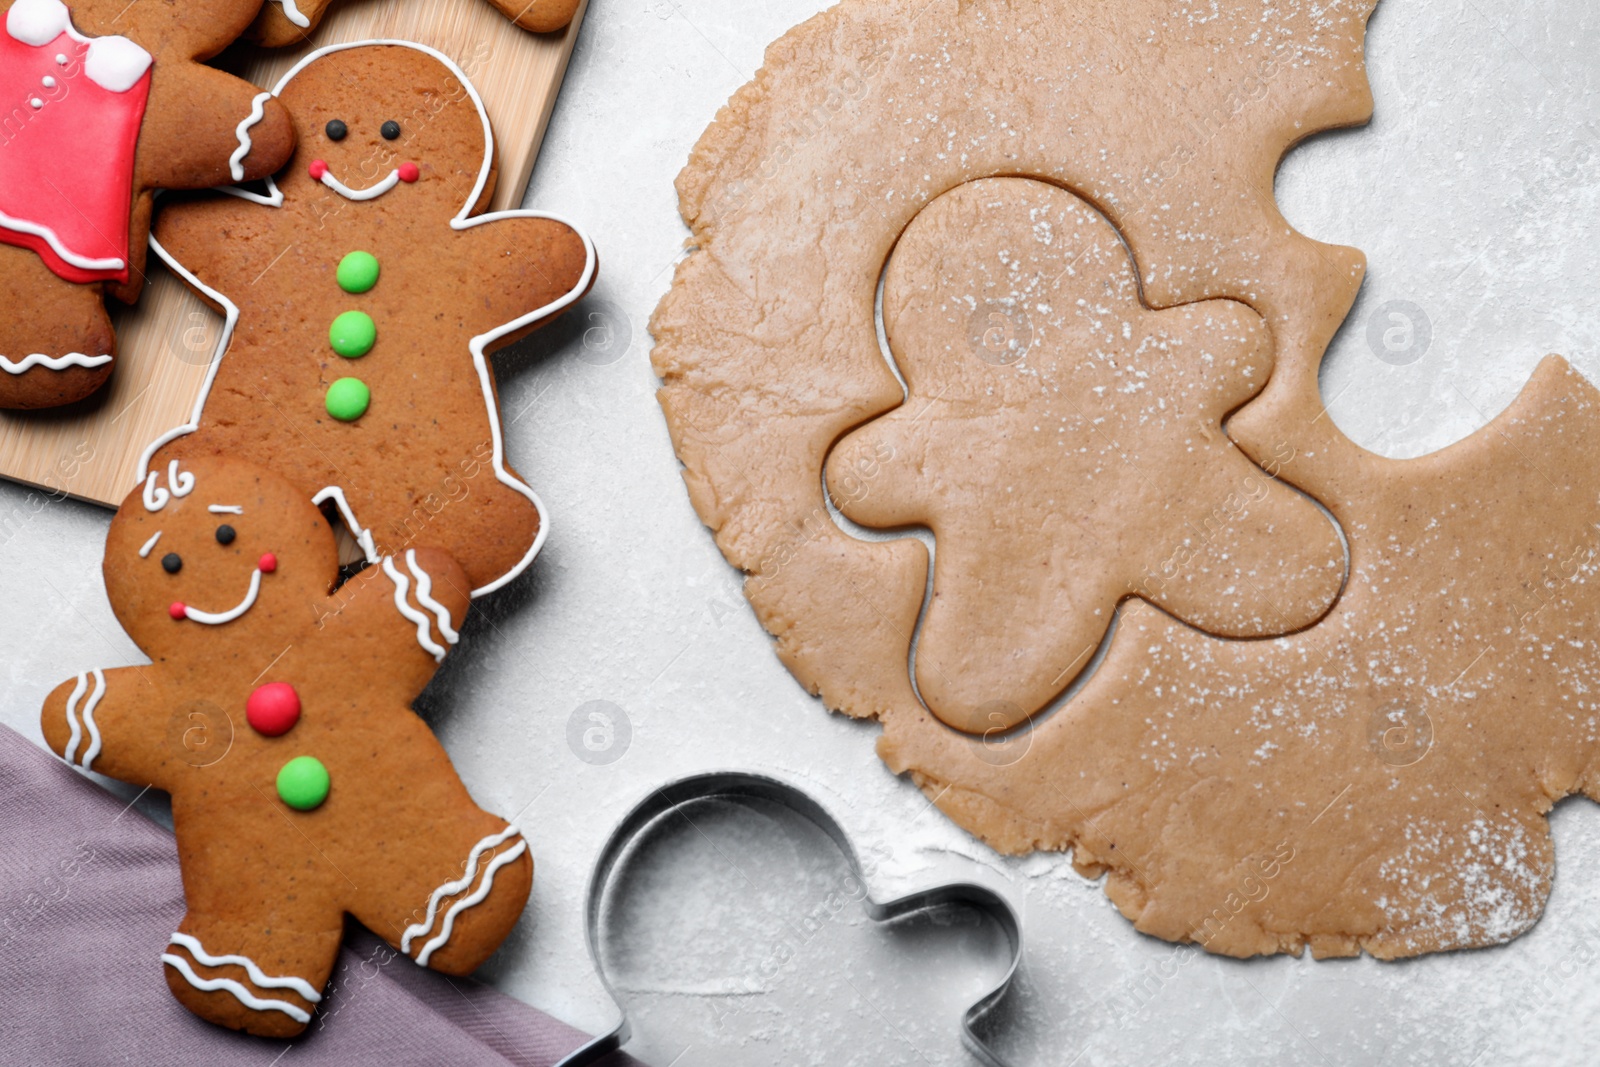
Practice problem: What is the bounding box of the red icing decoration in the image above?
[308,159,328,180]
[168,602,186,620]
[0,19,152,285]
[246,681,301,736]
[397,162,419,183]
[258,552,277,573]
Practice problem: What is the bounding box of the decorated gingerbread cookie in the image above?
[0,0,295,410]
[147,41,595,596]
[40,455,532,1036]
[251,0,582,49]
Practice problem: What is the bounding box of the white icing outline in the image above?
[271,0,311,29]
[167,932,322,1002]
[382,556,446,661]
[229,92,272,183]
[0,207,125,273]
[208,505,243,514]
[315,166,402,202]
[62,669,105,769]
[138,530,162,557]
[160,952,311,1023]
[405,549,459,644]
[400,825,521,955]
[140,39,595,597]
[182,566,262,625]
[0,353,113,375]
[415,838,527,966]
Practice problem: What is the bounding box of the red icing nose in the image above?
[168,602,186,620]
[259,553,278,574]
[397,162,419,183]
[308,159,328,180]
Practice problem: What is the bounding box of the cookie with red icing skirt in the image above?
[148,41,595,597]
[250,0,582,49]
[0,0,295,410]
[39,455,532,1037]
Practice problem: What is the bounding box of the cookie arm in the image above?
[453,214,596,345]
[150,195,274,315]
[40,666,172,790]
[315,548,472,697]
[481,0,582,33]
[137,68,296,191]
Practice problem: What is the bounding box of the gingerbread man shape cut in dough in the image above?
[148,41,596,597]
[827,179,1343,733]
[883,357,1600,960]
[0,0,295,409]
[40,456,532,1036]
[251,0,582,49]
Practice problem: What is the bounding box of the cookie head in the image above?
[106,458,337,655]
[277,44,489,217]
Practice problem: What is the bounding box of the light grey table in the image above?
[3,1,1598,1063]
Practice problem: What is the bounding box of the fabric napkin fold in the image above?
[0,723,641,1066]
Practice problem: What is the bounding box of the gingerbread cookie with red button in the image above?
[251,0,582,49]
[40,455,532,1037]
[147,40,595,596]
[0,0,295,410]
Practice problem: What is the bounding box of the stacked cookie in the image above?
[10,0,594,1038]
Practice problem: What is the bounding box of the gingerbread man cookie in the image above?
[148,41,595,596]
[40,455,532,1036]
[252,0,582,49]
[0,0,295,409]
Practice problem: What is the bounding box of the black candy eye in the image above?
[161,552,182,574]
[380,120,401,140]
[325,119,347,141]
[215,525,236,545]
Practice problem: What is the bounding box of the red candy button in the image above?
[247,682,301,737]
[168,602,186,620]
[308,159,328,180]
[397,162,419,183]
[259,553,278,574]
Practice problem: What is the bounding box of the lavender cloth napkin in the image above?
[0,724,641,1067]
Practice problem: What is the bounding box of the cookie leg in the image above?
[482,0,582,33]
[355,823,533,977]
[161,911,343,1038]
[0,247,115,409]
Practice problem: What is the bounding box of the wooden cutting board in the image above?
[0,0,589,507]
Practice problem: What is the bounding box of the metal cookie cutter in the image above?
[554,771,1023,1067]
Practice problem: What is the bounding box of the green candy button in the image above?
[276,755,330,811]
[329,310,376,358]
[336,250,380,294]
[325,377,370,421]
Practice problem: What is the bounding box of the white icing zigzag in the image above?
[404,549,459,643]
[228,92,272,182]
[160,952,311,1023]
[62,669,105,770]
[167,932,322,1002]
[382,556,447,662]
[400,825,523,964]
[0,352,112,375]
[272,0,311,29]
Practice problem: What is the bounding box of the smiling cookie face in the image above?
[274,45,491,219]
[105,458,338,657]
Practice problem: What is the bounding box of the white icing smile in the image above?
[180,566,262,624]
[308,159,417,202]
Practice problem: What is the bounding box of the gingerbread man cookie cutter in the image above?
[560,772,1024,1067]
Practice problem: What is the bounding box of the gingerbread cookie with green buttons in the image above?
[147,41,596,596]
[40,454,532,1037]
